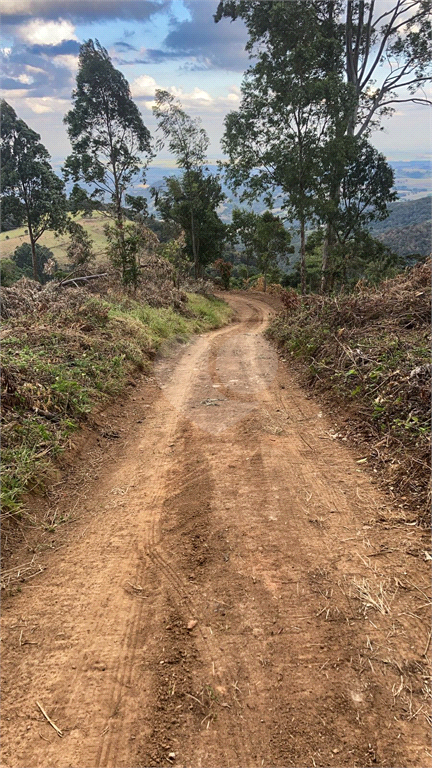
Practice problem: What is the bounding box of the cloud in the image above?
[131,74,241,114]
[130,74,159,98]
[114,40,138,52]
[117,0,250,72]
[1,44,76,99]
[160,0,250,72]
[24,96,70,113]
[28,40,81,56]
[1,0,169,24]
[18,19,78,46]
[52,54,79,73]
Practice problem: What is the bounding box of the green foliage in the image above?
[213,258,232,290]
[216,1,431,291]
[66,220,96,271]
[104,220,159,289]
[0,259,23,286]
[1,99,67,280]
[153,89,209,171]
[68,184,100,216]
[253,211,293,290]
[153,170,226,276]
[12,242,57,283]
[125,194,149,221]
[316,136,397,244]
[145,215,182,244]
[158,233,188,287]
[63,38,153,283]
[152,90,226,277]
[229,208,259,276]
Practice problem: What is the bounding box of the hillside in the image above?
[375,220,431,257]
[370,195,431,257]
[371,195,432,233]
[0,212,111,267]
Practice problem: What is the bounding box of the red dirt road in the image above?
[1,294,431,768]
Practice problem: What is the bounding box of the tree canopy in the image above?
[216,0,423,290]
[63,40,153,230]
[1,100,67,282]
[153,170,226,276]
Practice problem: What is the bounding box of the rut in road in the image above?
[1,294,430,768]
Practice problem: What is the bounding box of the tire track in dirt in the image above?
[94,297,271,767]
[1,294,430,768]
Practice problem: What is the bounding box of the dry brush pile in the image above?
[268,260,431,520]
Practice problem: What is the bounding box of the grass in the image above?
[1,292,232,521]
[0,211,111,266]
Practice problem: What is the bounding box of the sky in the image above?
[1,0,431,170]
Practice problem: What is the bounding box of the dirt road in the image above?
[1,294,430,768]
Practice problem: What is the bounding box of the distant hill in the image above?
[372,195,431,233]
[375,221,431,257]
[370,195,431,257]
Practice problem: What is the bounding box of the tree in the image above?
[158,233,188,288]
[229,208,259,278]
[215,1,432,138]
[63,39,153,282]
[1,100,67,282]
[213,258,233,289]
[125,194,149,221]
[68,184,101,216]
[216,1,424,291]
[153,169,226,276]
[105,221,159,290]
[253,211,292,291]
[153,90,217,277]
[12,242,57,283]
[0,259,24,286]
[66,221,96,271]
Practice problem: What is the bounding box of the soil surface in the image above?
[1,294,431,768]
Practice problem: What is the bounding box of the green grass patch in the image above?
[1,292,231,520]
[0,211,111,266]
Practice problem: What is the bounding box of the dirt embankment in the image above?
[1,294,431,768]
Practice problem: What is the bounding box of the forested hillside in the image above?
[375,220,431,257]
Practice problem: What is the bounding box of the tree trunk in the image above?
[320,223,332,294]
[113,171,128,284]
[28,224,38,282]
[190,207,199,279]
[300,218,306,295]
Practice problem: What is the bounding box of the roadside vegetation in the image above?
[268,260,431,522]
[1,4,430,541]
[1,279,231,524]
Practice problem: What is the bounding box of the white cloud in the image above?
[130,74,158,98]
[132,77,242,116]
[170,85,212,103]
[52,54,79,73]
[18,19,78,46]
[25,96,70,114]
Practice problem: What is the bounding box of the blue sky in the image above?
[1,0,431,168]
